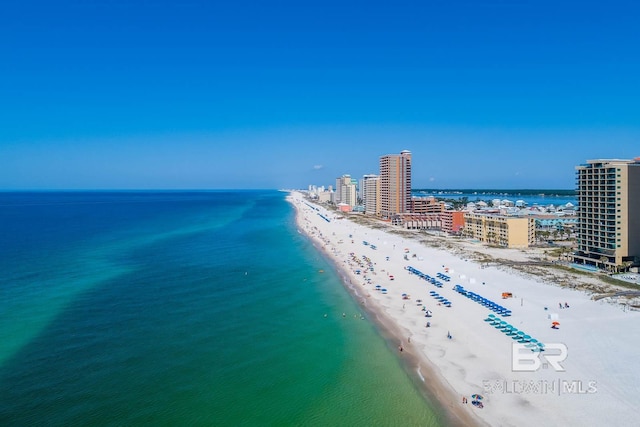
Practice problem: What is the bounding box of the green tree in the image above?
[599,256,609,271]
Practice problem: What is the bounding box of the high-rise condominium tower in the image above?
[379,150,412,219]
[360,174,378,209]
[363,175,380,216]
[574,158,640,270]
[335,174,357,207]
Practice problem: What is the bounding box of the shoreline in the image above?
[327,247,479,426]
[291,194,482,426]
[288,191,640,426]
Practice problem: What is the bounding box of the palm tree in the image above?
[599,256,609,271]
[486,232,496,245]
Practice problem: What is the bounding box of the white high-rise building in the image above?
[360,174,377,206]
[364,176,380,215]
[336,174,357,207]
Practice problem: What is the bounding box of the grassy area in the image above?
[542,263,640,291]
[599,275,640,290]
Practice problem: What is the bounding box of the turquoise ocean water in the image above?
[0,191,443,426]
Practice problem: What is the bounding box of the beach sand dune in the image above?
[289,192,640,427]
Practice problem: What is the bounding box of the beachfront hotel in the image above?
[573,158,640,270]
[463,212,536,248]
[335,174,358,208]
[441,210,465,235]
[362,175,380,216]
[379,150,412,219]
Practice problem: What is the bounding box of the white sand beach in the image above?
[289,191,640,427]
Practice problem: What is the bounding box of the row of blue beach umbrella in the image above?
[405,266,444,288]
[485,314,545,351]
[453,285,512,317]
[436,272,451,282]
[429,290,452,307]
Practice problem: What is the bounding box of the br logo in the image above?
[512,343,568,372]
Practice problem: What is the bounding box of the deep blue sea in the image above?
[0,191,443,426]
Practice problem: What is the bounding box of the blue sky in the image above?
[1,0,638,190]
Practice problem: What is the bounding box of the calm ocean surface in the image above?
[0,191,443,426]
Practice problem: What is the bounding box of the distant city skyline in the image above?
[1,1,638,190]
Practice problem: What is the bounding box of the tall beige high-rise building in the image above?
[379,150,412,219]
[574,158,640,270]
